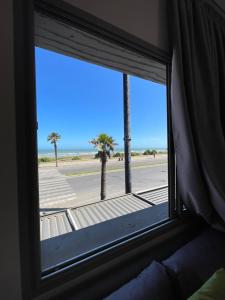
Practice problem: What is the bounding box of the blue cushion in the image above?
[104,260,174,300]
[163,228,225,300]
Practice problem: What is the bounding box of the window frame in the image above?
[16,0,180,298]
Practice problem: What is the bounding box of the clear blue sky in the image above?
[35,47,167,151]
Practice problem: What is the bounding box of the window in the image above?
[130,75,168,203]
[34,11,175,276]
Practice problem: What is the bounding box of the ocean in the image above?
[38,148,167,158]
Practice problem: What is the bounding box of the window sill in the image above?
[38,210,205,300]
[41,201,168,274]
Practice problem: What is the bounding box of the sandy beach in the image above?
[38,153,168,168]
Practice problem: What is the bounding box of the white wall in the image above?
[64,0,169,52]
[0,1,22,299]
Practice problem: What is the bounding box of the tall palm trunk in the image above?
[123,73,132,193]
[54,141,58,167]
[100,154,107,200]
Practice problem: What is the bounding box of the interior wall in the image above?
[64,0,225,53]
[0,1,22,299]
[64,0,169,52]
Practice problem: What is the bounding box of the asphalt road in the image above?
[57,156,167,175]
[39,156,168,211]
[65,163,167,202]
[65,158,167,203]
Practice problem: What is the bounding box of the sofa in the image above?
[105,228,225,300]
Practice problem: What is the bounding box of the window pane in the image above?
[130,76,168,209]
[35,14,170,274]
[36,47,125,213]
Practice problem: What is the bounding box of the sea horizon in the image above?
[38,147,167,157]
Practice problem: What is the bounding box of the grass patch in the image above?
[113,152,124,158]
[72,156,81,160]
[66,162,167,177]
[38,157,54,163]
[131,152,141,156]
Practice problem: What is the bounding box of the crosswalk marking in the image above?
[39,168,76,209]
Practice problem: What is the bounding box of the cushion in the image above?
[104,260,174,300]
[188,268,225,300]
[163,228,225,300]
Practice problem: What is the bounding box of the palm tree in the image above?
[90,133,117,200]
[152,149,157,158]
[47,132,61,167]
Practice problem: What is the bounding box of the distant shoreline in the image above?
[38,148,168,158]
[38,152,168,166]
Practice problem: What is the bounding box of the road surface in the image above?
[39,156,168,213]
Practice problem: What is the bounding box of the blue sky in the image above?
[35,47,167,150]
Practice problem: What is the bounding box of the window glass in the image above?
[130,76,168,207]
[35,14,170,273]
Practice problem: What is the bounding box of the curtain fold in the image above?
[171,0,225,228]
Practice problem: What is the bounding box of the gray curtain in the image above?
[171,0,225,228]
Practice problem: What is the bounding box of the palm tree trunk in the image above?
[100,154,107,200]
[54,142,58,167]
[123,73,132,193]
